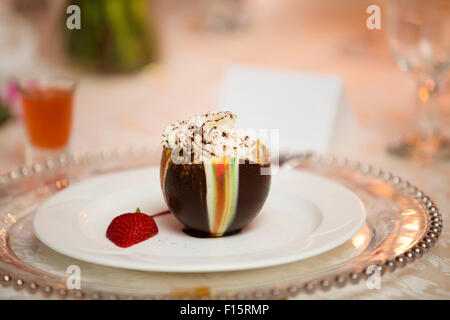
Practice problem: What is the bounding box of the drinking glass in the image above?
[19,76,76,164]
[386,0,450,161]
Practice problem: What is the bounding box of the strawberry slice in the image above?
[106,208,158,248]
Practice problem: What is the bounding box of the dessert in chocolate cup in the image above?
[160,112,271,237]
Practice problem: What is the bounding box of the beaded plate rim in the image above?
[0,148,443,299]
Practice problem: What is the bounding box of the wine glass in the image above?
[386,0,450,161]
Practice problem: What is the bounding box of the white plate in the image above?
[33,167,365,272]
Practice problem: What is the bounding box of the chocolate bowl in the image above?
[160,147,271,237]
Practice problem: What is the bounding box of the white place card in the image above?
[218,65,355,155]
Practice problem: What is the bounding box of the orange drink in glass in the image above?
[19,77,76,162]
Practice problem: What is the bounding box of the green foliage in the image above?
[64,0,159,73]
[0,103,11,127]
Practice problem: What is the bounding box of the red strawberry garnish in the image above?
[106,208,158,248]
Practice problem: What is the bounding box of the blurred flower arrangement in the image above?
[63,0,159,73]
[0,81,20,128]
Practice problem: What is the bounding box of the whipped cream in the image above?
[162,111,260,163]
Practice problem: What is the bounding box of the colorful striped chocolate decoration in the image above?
[204,157,239,236]
[160,148,171,201]
[256,140,271,166]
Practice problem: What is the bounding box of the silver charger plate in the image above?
[0,148,443,299]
